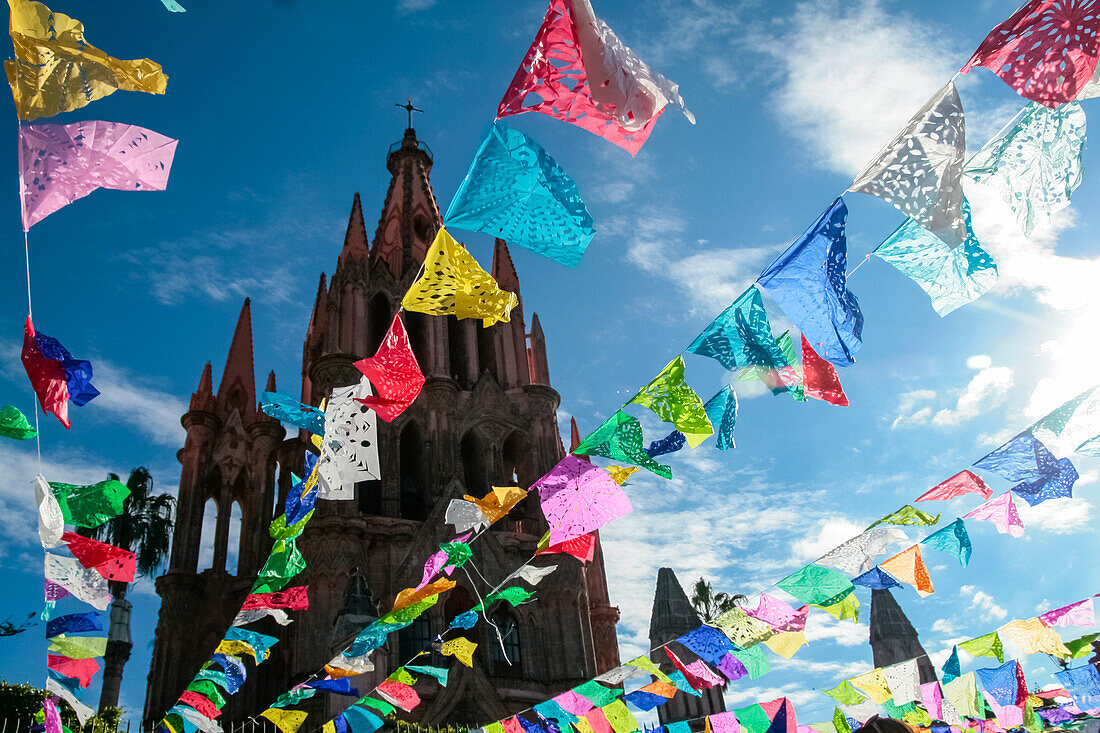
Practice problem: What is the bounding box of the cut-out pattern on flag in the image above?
[964,491,1025,538]
[915,470,992,502]
[1011,455,1078,506]
[848,669,893,705]
[49,478,129,529]
[496,0,690,155]
[1031,385,1100,457]
[444,123,594,266]
[1040,598,1095,628]
[998,617,1071,657]
[708,606,774,648]
[261,392,324,435]
[534,455,632,545]
[973,432,1056,482]
[354,314,425,422]
[942,646,961,684]
[964,102,1087,235]
[852,567,903,590]
[747,593,809,632]
[19,121,178,231]
[573,410,672,478]
[758,198,863,367]
[1055,665,1100,709]
[961,1,1100,107]
[817,528,908,575]
[960,632,1005,663]
[6,0,168,121]
[402,227,519,326]
[316,378,381,500]
[882,659,921,704]
[702,386,738,450]
[646,430,686,458]
[975,660,1024,707]
[61,532,135,582]
[687,286,788,372]
[878,545,934,597]
[867,505,940,529]
[850,83,967,247]
[920,519,972,567]
[875,197,997,316]
[801,336,848,406]
[776,565,854,606]
[627,356,713,447]
[822,680,867,706]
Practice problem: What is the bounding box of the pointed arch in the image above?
[443,585,477,643]
[477,321,501,384]
[399,421,429,520]
[366,292,392,358]
[198,497,218,572]
[227,501,243,575]
[404,310,430,371]
[486,608,523,678]
[460,430,489,496]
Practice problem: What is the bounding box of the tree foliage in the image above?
[689,577,745,622]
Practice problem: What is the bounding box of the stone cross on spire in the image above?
[395,97,424,130]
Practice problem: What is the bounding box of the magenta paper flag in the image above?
[921,682,944,720]
[748,593,809,632]
[964,491,1024,538]
[19,121,177,231]
[496,0,690,155]
[533,455,632,545]
[1040,598,1095,628]
[915,470,993,502]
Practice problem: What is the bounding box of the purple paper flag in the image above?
[533,455,632,545]
[19,121,178,230]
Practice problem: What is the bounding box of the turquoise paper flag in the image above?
[921,518,973,566]
[573,411,672,479]
[875,197,997,316]
[444,123,594,266]
[687,286,788,371]
[964,102,1087,237]
[703,386,738,450]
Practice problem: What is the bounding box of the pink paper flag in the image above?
[665,647,716,691]
[44,698,62,733]
[961,1,1100,107]
[708,712,741,733]
[46,655,99,688]
[554,690,594,717]
[915,470,993,502]
[19,121,178,231]
[376,681,421,712]
[964,492,1024,537]
[585,707,613,733]
[1039,598,1095,627]
[684,659,724,689]
[502,718,525,733]
[922,681,944,720]
[748,593,809,632]
[496,0,661,155]
[533,455,632,545]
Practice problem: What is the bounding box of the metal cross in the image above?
[396,97,424,129]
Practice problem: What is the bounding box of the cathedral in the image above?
[143,126,622,726]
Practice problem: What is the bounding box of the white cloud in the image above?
[396,0,436,14]
[960,584,1008,622]
[932,365,1014,427]
[803,612,868,647]
[89,360,188,447]
[788,517,866,565]
[966,355,992,370]
[892,389,936,429]
[1017,496,1093,535]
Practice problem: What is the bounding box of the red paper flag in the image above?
[21,316,70,428]
[961,0,1100,107]
[801,335,848,407]
[537,533,596,562]
[665,647,718,691]
[915,470,993,503]
[496,0,661,155]
[376,680,421,712]
[241,586,309,611]
[62,532,136,582]
[46,654,99,688]
[179,691,221,719]
[354,314,425,422]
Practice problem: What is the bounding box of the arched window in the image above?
[443,586,477,643]
[198,498,218,571]
[460,432,488,496]
[501,432,540,530]
[366,293,392,358]
[399,423,428,520]
[404,311,430,370]
[448,317,471,388]
[227,501,243,575]
[397,615,433,662]
[486,611,521,677]
[477,322,500,384]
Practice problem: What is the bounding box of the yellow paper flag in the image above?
[464,486,526,525]
[849,668,893,704]
[439,637,477,667]
[998,617,1071,657]
[763,630,808,659]
[6,0,168,120]
[879,545,934,597]
[261,709,308,733]
[604,466,639,485]
[215,639,264,662]
[402,227,519,326]
[392,578,455,613]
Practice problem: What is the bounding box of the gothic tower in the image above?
[145,126,621,726]
[649,568,725,728]
[868,589,936,684]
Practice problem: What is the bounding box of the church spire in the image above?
[491,238,521,297]
[338,193,370,267]
[370,125,442,278]
[869,589,937,684]
[217,298,256,416]
[527,313,550,386]
[189,362,215,413]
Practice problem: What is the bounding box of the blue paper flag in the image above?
[623,690,668,712]
[921,518,973,567]
[34,330,99,406]
[973,432,1059,482]
[334,715,348,733]
[261,391,325,435]
[687,286,788,371]
[1012,457,1078,506]
[533,700,578,728]
[757,198,863,367]
[703,386,738,450]
[535,712,561,733]
[211,653,246,694]
[224,626,279,659]
[449,610,479,630]
[47,668,82,695]
[307,678,359,696]
[345,706,384,733]
[284,452,319,525]
[975,660,1021,707]
[851,566,903,590]
[444,123,594,267]
[874,197,997,317]
[345,620,405,657]
[942,646,961,684]
[1055,665,1100,709]
[764,700,790,733]
[45,611,101,638]
[666,670,703,697]
[646,430,686,458]
[677,624,735,665]
[518,716,546,733]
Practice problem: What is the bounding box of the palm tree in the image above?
[81,467,175,712]
[689,577,746,622]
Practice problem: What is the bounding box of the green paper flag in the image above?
[833,709,850,733]
[626,356,713,447]
[49,479,130,528]
[574,410,672,479]
[252,537,306,594]
[0,404,37,440]
[959,632,1004,663]
[867,505,941,530]
[777,565,855,606]
[732,644,771,679]
[440,542,472,569]
[356,697,396,717]
[1064,633,1100,659]
[734,705,771,733]
[821,680,867,705]
[185,681,228,710]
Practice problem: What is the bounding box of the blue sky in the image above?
[1,0,1099,726]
